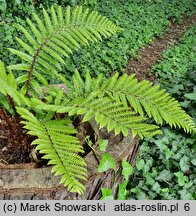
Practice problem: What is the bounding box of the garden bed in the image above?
[126,14,196,81]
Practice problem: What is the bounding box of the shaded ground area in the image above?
[126,14,196,81]
[0,108,33,164]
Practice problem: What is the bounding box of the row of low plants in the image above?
[126,26,196,200]
[127,126,196,200]
[53,0,196,79]
[1,0,196,80]
[153,24,196,124]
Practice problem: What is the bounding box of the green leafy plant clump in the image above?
[127,129,196,200]
[152,25,196,85]
[152,25,196,123]
[0,0,35,65]
[0,5,195,195]
[62,0,196,78]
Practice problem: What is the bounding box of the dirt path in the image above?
[126,14,196,81]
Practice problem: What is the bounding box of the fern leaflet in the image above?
[0,61,30,108]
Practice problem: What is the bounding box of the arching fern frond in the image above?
[69,71,196,134]
[8,5,122,96]
[16,107,87,194]
[104,73,195,133]
[31,70,195,137]
[68,94,161,138]
[34,91,162,138]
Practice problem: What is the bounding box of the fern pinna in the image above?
[0,5,195,194]
[0,61,30,113]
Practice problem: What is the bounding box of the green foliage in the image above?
[121,158,133,182]
[127,25,196,200]
[152,25,196,85]
[127,27,196,200]
[127,129,196,200]
[152,26,196,125]
[0,5,122,194]
[174,172,189,187]
[16,107,87,194]
[98,153,116,173]
[62,0,196,78]
[71,71,195,134]
[0,0,35,65]
[1,2,196,196]
[1,0,196,78]
[117,180,128,200]
[98,139,108,151]
[99,154,133,200]
[8,5,122,96]
[100,188,114,200]
[36,70,195,137]
[0,61,30,111]
[117,159,133,200]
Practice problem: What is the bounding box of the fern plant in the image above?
[0,5,195,194]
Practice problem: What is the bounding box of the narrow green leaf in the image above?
[8,49,33,62]
[0,61,7,80]
[82,110,94,122]
[43,8,53,34]
[8,64,30,71]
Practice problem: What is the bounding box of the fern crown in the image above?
[1,5,123,194]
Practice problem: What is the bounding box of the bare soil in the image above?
[0,108,33,164]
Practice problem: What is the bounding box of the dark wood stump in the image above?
[0,129,139,200]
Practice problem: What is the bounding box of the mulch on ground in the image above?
[126,14,196,81]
